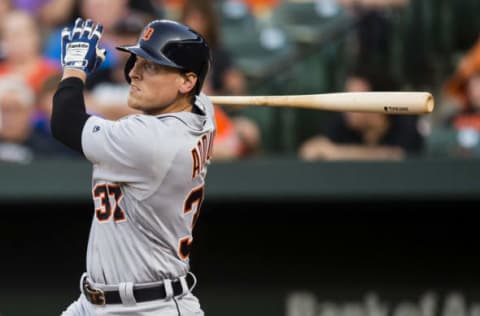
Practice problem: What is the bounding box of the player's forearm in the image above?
[51,76,90,154]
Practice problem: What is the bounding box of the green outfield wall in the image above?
[0,158,480,202]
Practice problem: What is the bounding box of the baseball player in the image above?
[51,17,214,315]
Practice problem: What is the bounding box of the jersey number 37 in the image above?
[92,183,204,261]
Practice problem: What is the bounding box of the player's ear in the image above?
[178,72,198,94]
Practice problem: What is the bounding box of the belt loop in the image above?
[178,275,189,298]
[187,272,197,292]
[79,273,88,295]
[163,279,174,300]
[119,282,136,306]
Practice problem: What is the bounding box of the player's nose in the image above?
[129,60,142,81]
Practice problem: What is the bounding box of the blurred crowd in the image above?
[0,0,479,163]
[0,0,264,163]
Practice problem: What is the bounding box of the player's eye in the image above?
[143,62,158,73]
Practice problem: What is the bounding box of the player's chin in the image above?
[127,95,142,111]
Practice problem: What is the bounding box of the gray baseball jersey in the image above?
[80,93,215,285]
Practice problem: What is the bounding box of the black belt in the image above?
[83,275,193,305]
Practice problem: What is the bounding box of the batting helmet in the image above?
[116,19,211,95]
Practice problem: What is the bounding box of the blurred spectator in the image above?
[43,0,133,72]
[11,0,76,31]
[180,0,261,159]
[38,0,76,30]
[13,0,50,13]
[128,0,167,19]
[0,76,72,163]
[437,38,480,157]
[0,0,12,20]
[337,0,408,79]
[299,67,423,160]
[0,10,60,95]
[337,0,408,10]
[444,38,480,119]
[33,73,62,134]
[163,0,187,20]
[241,0,279,18]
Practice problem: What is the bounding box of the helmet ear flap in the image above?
[195,59,210,95]
[124,54,137,84]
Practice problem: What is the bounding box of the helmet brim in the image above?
[116,45,185,70]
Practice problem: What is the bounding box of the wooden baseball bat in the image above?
[208,92,434,114]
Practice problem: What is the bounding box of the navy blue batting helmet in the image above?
[116,19,211,95]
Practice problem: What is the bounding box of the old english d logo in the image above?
[142,27,154,41]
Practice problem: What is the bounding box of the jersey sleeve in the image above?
[81,115,180,197]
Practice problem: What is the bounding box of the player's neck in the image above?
[147,99,193,116]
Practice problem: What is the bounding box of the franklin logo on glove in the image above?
[64,43,90,68]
